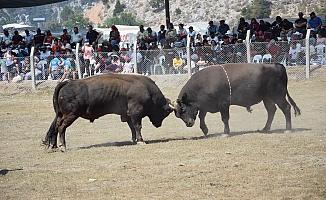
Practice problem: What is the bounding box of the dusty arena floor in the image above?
[0,80,325,199]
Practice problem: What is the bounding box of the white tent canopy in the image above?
[2,23,34,30]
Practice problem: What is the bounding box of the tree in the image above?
[105,12,143,26]
[241,0,271,19]
[113,0,126,16]
[149,0,164,9]
[60,6,73,22]
[62,10,91,29]
[175,8,181,15]
[45,20,61,30]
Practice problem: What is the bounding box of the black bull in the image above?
[173,63,301,135]
[43,74,173,150]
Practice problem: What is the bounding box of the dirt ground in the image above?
[0,80,326,199]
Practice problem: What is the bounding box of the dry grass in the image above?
[0,80,326,199]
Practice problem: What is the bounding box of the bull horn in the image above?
[169,103,175,109]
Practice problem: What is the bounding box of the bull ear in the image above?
[181,93,187,102]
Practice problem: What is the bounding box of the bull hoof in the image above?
[201,127,208,136]
[220,134,230,138]
[136,141,147,145]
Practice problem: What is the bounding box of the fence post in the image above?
[76,43,82,79]
[187,35,191,79]
[305,29,311,79]
[133,39,138,74]
[246,30,251,63]
[30,47,36,90]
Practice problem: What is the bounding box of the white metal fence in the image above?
[1,30,326,93]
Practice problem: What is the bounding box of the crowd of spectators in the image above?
[1,11,326,81]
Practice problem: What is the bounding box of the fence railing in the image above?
[1,30,326,93]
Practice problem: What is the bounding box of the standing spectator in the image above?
[207,21,218,35]
[249,18,260,37]
[109,25,120,46]
[86,25,101,49]
[4,48,15,81]
[24,29,34,53]
[81,39,94,77]
[217,20,230,41]
[71,27,83,49]
[48,55,62,80]
[122,57,132,73]
[271,16,283,40]
[237,17,249,40]
[60,29,71,44]
[294,12,307,37]
[308,12,322,38]
[280,19,294,38]
[33,28,45,51]
[59,56,77,82]
[157,24,166,45]
[188,26,196,46]
[11,30,23,50]
[177,23,187,47]
[43,30,55,46]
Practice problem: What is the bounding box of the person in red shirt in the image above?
[267,39,281,62]
[43,30,55,46]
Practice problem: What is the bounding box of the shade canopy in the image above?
[0,0,67,8]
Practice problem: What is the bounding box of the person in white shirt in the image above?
[288,42,302,64]
[177,23,188,47]
[188,26,196,46]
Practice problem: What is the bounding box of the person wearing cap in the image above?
[33,28,45,52]
[11,30,23,50]
[109,25,120,45]
[136,25,148,44]
[86,25,101,49]
[122,56,133,73]
[294,12,307,37]
[218,20,230,40]
[207,21,218,35]
[1,29,12,50]
[237,17,249,40]
[165,23,177,45]
[308,12,322,38]
[71,27,83,49]
[145,27,157,45]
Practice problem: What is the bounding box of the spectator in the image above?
[308,12,322,38]
[48,55,62,80]
[3,48,15,81]
[140,52,151,75]
[86,25,101,49]
[288,41,302,65]
[93,53,107,74]
[136,25,147,44]
[82,39,94,77]
[71,27,83,49]
[234,39,246,63]
[33,28,45,51]
[59,56,77,82]
[207,21,218,35]
[11,30,23,50]
[157,24,166,45]
[25,56,42,80]
[24,29,34,52]
[249,18,260,36]
[39,45,51,61]
[280,19,294,38]
[60,29,71,44]
[109,25,120,45]
[43,30,55,46]
[267,39,281,61]
[165,23,177,45]
[210,39,222,60]
[172,53,183,74]
[316,31,326,45]
[60,40,71,54]
[321,14,326,37]
[52,39,61,56]
[188,26,196,46]
[271,16,283,40]
[197,56,208,71]
[194,33,203,46]
[258,20,272,34]
[294,12,307,37]
[209,32,219,45]
[217,20,230,40]
[1,29,12,50]
[146,27,157,44]
[122,56,132,73]
[237,17,249,40]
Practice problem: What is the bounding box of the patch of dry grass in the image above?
[0,80,326,199]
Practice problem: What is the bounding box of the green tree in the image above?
[241,0,271,19]
[105,12,143,26]
[45,20,61,30]
[175,8,182,15]
[62,10,91,29]
[60,6,73,22]
[149,0,164,9]
[113,0,126,16]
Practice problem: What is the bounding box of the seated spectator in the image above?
[33,28,45,51]
[146,27,158,44]
[104,54,121,73]
[174,34,185,47]
[60,40,71,54]
[157,24,166,45]
[48,55,62,80]
[209,32,219,45]
[122,56,132,73]
[267,39,281,61]
[109,25,120,45]
[60,29,71,44]
[316,31,326,45]
[136,25,148,44]
[249,18,260,37]
[288,41,302,64]
[165,23,177,45]
[11,30,23,50]
[86,25,101,49]
[237,17,249,40]
[24,29,34,52]
[258,20,272,34]
[255,31,265,42]
[207,21,218,35]
[172,54,183,74]
[39,45,51,61]
[210,40,222,61]
[280,19,294,38]
[177,23,187,47]
[294,12,308,38]
[43,30,55,46]
[71,27,83,49]
[59,56,77,82]
[25,56,42,80]
[52,39,61,56]
[271,16,283,40]
[291,31,303,41]
[1,29,12,50]
[197,56,208,70]
[94,53,107,74]
[234,39,246,63]
[217,20,230,40]
[194,33,203,46]
[188,26,196,46]
[308,12,322,38]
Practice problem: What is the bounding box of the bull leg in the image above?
[276,98,292,130]
[220,106,230,135]
[126,119,137,143]
[262,99,277,131]
[131,118,144,144]
[57,115,78,152]
[199,110,208,136]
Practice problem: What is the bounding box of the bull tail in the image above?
[43,81,69,148]
[286,91,301,117]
